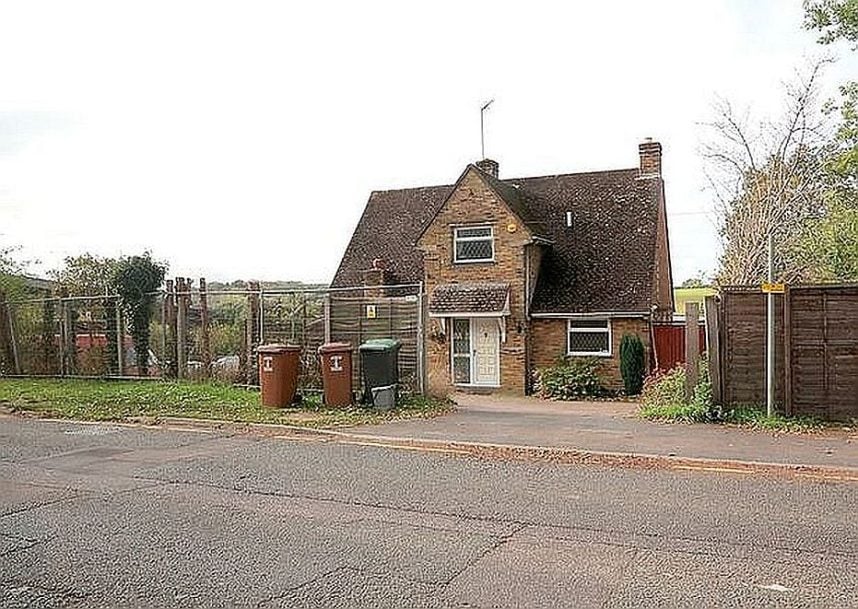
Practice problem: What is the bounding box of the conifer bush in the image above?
[619,334,646,395]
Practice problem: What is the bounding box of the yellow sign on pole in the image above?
[761,282,785,294]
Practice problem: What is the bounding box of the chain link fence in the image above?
[0,281,425,394]
[0,294,168,378]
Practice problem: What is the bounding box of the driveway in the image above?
[347,394,858,471]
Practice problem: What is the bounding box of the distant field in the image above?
[673,286,717,314]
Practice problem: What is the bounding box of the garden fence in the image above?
[706,284,858,421]
[0,280,426,395]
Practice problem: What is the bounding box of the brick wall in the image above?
[530,317,651,391]
[418,168,532,396]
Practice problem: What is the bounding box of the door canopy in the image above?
[428,282,510,317]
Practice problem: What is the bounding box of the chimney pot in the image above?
[639,139,662,178]
[475,158,499,178]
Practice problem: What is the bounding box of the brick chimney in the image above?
[362,258,388,297]
[475,158,499,178]
[638,138,662,178]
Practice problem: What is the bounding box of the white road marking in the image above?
[757,584,792,593]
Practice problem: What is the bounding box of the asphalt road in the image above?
[1,416,856,608]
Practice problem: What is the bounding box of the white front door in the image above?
[473,318,500,386]
[451,318,500,387]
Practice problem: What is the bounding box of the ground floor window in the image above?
[452,319,472,384]
[567,318,611,356]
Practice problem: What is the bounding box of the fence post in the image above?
[199,277,211,377]
[323,294,331,344]
[115,302,124,376]
[176,277,188,379]
[60,290,75,376]
[41,297,59,375]
[684,302,700,402]
[0,290,20,375]
[246,281,260,385]
[704,295,722,405]
[416,287,426,395]
[164,280,178,378]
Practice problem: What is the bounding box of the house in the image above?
[332,140,674,396]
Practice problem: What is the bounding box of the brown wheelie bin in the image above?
[318,342,353,407]
[258,344,301,407]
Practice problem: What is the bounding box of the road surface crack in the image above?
[441,523,527,589]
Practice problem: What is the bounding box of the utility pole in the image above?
[480,99,494,159]
[766,232,774,417]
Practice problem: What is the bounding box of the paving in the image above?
[347,394,858,472]
[1,415,857,608]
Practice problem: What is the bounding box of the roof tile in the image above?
[332,167,662,314]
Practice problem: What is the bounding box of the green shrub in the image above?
[640,361,719,422]
[112,253,167,376]
[619,334,646,395]
[536,357,606,400]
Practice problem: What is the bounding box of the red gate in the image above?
[653,323,706,371]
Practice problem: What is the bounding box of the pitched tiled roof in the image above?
[429,282,510,315]
[331,184,452,289]
[514,169,662,314]
[475,167,548,239]
[332,167,663,314]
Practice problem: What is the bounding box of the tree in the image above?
[703,61,832,285]
[802,0,858,280]
[51,254,124,372]
[804,0,858,46]
[679,271,711,289]
[0,244,25,298]
[794,195,858,280]
[112,253,167,375]
[51,254,118,296]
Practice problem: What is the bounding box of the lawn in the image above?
[673,286,717,314]
[0,378,453,428]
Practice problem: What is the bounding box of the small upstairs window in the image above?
[454,226,494,263]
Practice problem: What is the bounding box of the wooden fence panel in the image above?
[786,285,858,421]
[720,290,785,406]
[716,284,858,421]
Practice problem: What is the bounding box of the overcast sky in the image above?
[1,1,856,285]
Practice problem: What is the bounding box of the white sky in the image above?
[1,1,856,285]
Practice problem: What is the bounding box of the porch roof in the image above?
[428,282,510,317]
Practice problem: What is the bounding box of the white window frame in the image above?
[453,226,495,264]
[567,318,612,357]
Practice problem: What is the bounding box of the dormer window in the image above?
[453,226,494,263]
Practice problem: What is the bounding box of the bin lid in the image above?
[257,343,301,354]
[359,338,401,352]
[318,341,352,354]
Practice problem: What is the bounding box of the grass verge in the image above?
[639,401,827,432]
[0,378,453,428]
